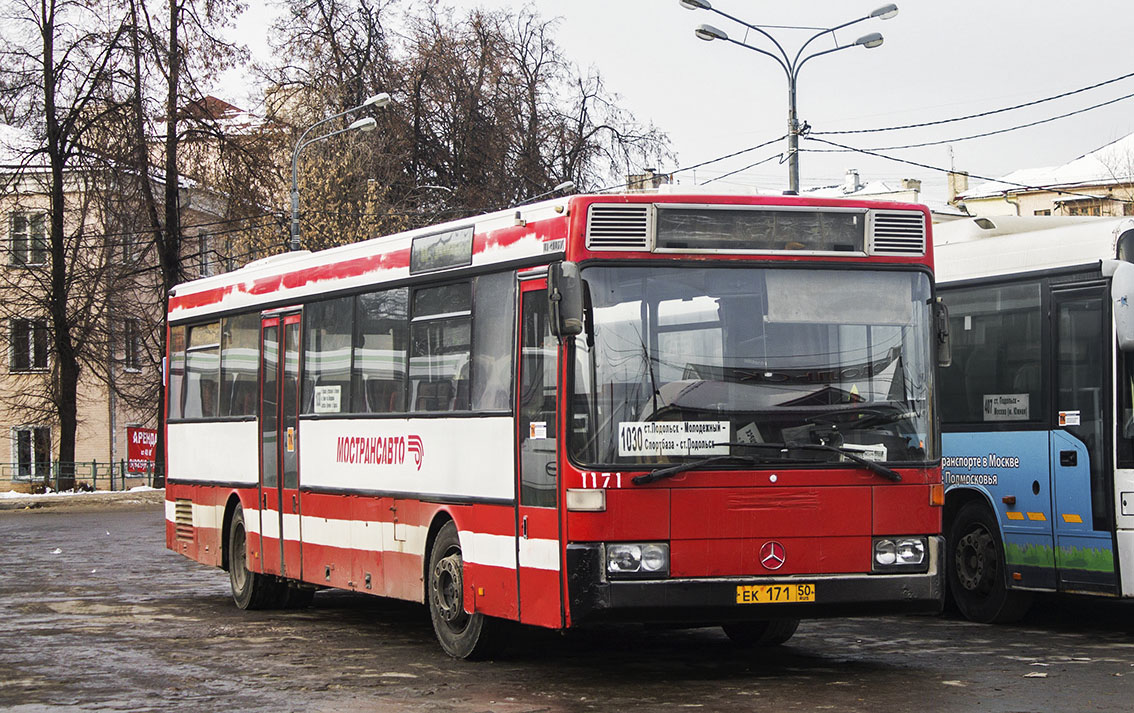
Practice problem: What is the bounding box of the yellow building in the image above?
[954,132,1134,218]
[0,123,223,492]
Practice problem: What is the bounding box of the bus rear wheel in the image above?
[947,501,1031,623]
[722,618,799,647]
[228,505,283,610]
[427,521,503,659]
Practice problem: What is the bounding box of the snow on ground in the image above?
[1,485,160,499]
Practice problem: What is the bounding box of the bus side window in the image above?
[410,284,471,413]
[354,288,409,414]
[168,325,187,419]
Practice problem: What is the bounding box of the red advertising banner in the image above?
[127,427,158,473]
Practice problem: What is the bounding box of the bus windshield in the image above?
[568,265,935,467]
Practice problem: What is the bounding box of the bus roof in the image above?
[169,192,932,323]
[934,215,1134,284]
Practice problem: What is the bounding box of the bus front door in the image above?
[1051,285,1117,593]
[259,312,304,579]
[515,279,563,627]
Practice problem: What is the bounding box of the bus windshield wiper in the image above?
[731,441,902,482]
[806,404,916,429]
[632,454,773,485]
[631,441,901,485]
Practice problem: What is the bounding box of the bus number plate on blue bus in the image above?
[736,584,816,604]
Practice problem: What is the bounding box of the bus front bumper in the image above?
[565,536,944,626]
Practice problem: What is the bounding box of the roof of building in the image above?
[804,178,968,219]
[959,131,1134,200]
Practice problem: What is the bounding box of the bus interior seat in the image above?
[366,379,403,413]
[414,380,453,411]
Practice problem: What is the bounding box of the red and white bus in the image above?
[165,192,947,658]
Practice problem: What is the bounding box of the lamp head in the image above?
[856,32,884,49]
[362,92,391,108]
[680,0,712,9]
[349,117,378,132]
[553,180,576,193]
[695,23,728,42]
[870,4,898,20]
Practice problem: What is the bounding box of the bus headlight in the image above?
[606,543,669,578]
[872,537,928,572]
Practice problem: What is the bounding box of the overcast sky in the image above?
[230,0,1134,203]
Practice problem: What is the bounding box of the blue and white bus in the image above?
[936,215,1134,622]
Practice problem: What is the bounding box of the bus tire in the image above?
[228,505,282,610]
[427,521,503,659]
[721,618,799,647]
[947,501,1032,623]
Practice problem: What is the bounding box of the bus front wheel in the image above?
[722,618,799,646]
[427,521,503,659]
[228,505,283,610]
[947,501,1031,623]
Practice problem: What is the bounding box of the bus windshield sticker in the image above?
[1059,410,1081,427]
[529,421,547,439]
[983,394,1029,421]
[314,385,342,414]
[618,421,730,457]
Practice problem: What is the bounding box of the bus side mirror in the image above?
[933,299,952,368]
[548,261,584,338]
[1103,260,1134,351]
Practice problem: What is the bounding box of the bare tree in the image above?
[260,0,671,251]
[0,0,130,488]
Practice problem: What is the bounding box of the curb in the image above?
[0,489,166,512]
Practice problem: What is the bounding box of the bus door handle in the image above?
[522,516,528,539]
[292,494,298,513]
[1060,450,1077,467]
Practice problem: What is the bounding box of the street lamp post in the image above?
[290,93,392,251]
[683,1,896,194]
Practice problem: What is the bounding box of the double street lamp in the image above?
[290,92,392,251]
[681,1,898,194]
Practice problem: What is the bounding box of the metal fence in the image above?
[0,461,164,494]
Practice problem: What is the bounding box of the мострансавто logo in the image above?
[335,434,423,471]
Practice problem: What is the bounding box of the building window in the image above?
[198,233,212,277]
[10,212,47,266]
[13,426,51,478]
[1034,209,1051,216]
[1125,202,1134,217]
[123,318,142,370]
[1066,201,1103,216]
[10,318,48,371]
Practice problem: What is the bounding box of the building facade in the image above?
[954,132,1134,218]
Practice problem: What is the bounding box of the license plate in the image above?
[735,583,816,604]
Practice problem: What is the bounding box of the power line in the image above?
[814,69,1134,135]
[595,135,787,192]
[804,136,1116,202]
[699,152,784,185]
[806,91,1134,152]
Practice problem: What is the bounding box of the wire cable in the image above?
[807,91,1134,152]
[803,136,1115,202]
[699,152,784,185]
[814,70,1134,135]
[594,135,787,192]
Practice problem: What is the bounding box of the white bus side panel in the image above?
[167,421,259,485]
[299,416,515,501]
[1116,468,1134,597]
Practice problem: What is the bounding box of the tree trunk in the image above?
[41,1,77,490]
